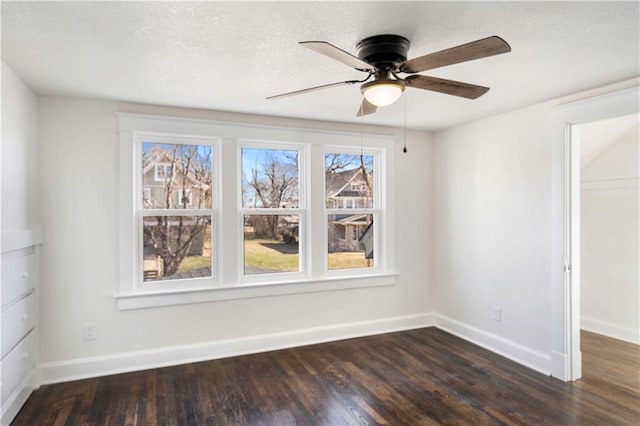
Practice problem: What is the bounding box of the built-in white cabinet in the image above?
[1,231,40,426]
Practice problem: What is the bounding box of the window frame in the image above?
[323,147,384,276]
[116,113,396,310]
[136,134,218,293]
[238,141,308,283]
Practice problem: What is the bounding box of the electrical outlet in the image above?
[83,323,96,341]
[493,306,502,321]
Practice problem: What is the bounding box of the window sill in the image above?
[114,272,398,310]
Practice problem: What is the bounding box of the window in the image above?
[240,145,304,277]
[154,163,173,182]
[325,152,376,270]
[141,141,215,283]
[177,189,193,207]
[351,183,366,192]
[117,113,394,310]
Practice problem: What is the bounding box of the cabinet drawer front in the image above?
[1,251,36,308]
[1,293,36,358]
[0,331,36,404]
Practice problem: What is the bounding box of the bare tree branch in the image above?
[243,151,298,238]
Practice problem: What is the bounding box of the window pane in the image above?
[242,148,299,208]
[142,142,212,209]
[143,216,212,281]
[325,153,374,209]
[243,214,299,275]
[328,214,373,270]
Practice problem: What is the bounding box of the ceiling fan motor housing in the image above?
[356,34,410,69]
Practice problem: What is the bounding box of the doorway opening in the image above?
[560,86,639,381]
[570,114,639,381]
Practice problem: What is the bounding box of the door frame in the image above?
[551,85,639,381]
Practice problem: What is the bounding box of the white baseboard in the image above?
[581,316,640,345]
[1,370,37,426]
[38,312,567,387]
[433,313,552,376]
[38,313,433,385]
[550,351,570,381]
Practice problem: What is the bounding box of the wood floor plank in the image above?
[12,327,640,425]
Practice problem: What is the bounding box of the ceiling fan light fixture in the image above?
[361,79,405,107]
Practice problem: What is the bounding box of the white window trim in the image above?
[114,273,397,310]
[136,137,218,293]
[323,147,384,275]
[238,141,308,282]
[117,113,396,310]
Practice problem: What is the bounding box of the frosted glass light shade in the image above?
[362,81,405,107]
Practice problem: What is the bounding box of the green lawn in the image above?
[244,239,299,272]
[177,255,211,273]
[176,241,371,273]
[243,238,370,271]
[328,251,370,270]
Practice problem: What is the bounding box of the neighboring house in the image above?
[326,167,373,252]
[142,150,210,209]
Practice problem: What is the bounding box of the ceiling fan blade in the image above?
[267,80,360,100]
[405,75,489,99]
[300,41,375,72]
[356,98,377,116]
[400,36,511,73]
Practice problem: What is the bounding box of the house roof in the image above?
[326,168,367,199]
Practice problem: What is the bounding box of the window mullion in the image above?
[142,209,215,216]
[240,208,301,216]
[309,143,326,278]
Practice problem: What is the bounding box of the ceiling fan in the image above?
[267,34,511,116]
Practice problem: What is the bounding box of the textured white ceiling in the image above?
[2,1,639,130]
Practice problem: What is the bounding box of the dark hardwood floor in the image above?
[578,330,640,416]
[13,327,640,425]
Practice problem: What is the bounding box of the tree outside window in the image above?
[141,142,214,282]
[241,147,301,276]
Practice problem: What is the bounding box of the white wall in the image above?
[582,125,639,180]
[434,103,556,372]
[580,123,639,343]
[1,61,38,232]
[432,85,639,378]
[36,97,434,381]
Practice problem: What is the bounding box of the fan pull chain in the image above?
[403,92,408,153]
[360,102,364,158]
